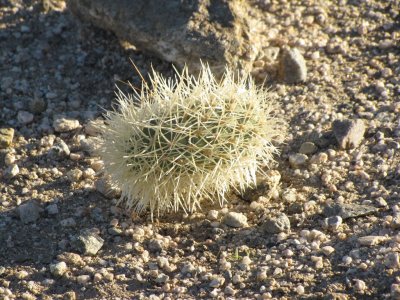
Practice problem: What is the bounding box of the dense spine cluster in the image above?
[100,64,286,217]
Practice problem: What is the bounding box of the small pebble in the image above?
[342,256,352,265]
[53,118,80,132]
[16,270,29,279]
[0,128,14,148]
[353,279,366,293]
[296,285,305,295]
[67,169,83,182]
[279,47,307,83]
[224,285,236,296]
[5,164,19,178]
[357,235,387,246]
[207,210,219,221]
[4,153,15,166]
[17,111,34,125]
[209,276,224,288]
[73,230,104,256]
[57,252,85,267]
[299,142,317,155]
[76,275,91,285]
[18,201,42,224]
[50,262,68,277]
[46,204,59,215]
[333,119,365,149]
[309,152,328,164]
[321,246,335,256]
[384,252,400,269]
[91,160,104,172]
[289,153,308,168]
[51,138,70,157]
[82,168,96,179]
[262,213,291,234]
[222,212,248,228]
[323,216,342,230]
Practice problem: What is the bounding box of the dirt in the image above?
[0,0,399,299]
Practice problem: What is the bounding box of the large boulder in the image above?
[67,0,262,75]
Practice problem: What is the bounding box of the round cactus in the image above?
[99,64,286,218]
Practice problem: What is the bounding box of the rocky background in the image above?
[0,0,399,299]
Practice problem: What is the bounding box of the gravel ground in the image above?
[0,0,399,299]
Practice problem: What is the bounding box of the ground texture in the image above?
[0,0,399,299]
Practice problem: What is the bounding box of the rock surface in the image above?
[262,213,291,234]
[324,203,378,220]
[50,262,68,277]
[53,118,80,132]
[1,1,399,299]
[17,201,42,224]
[278,47,307,83]
[67,0,261,76]
[0,128,14,149]
[223,212,248,228]
[332,119,366,149]
[72,230,104,256]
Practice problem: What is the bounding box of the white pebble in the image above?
[77,275,91,284]
[50,262,68,277]
[53,118,80,132]
[207,210,219,221]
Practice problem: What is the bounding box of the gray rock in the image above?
[5,164,19,178]
[17,111,34,125]
[53,117,80,132]
[0,128,14,149]
[357,235,388,246]
[72,230,104,256]
[391,214,400,229]
[50,261,68,277]
[262,213,291,234]
[323,203,378,220]
[289,153,308,168]
[51,138,70,157]
[108,227,123,236]
[148,239,164,252]
[207,210,219,221]
[223,212,248,228]
[46,204,59,215]
[209,276,225,288]
[299,142,318,155]
[155,273,169,284]
[181,262,196,275]
[385,252,400,269]
[332,119,365,149]
[67,0,261,76]
[278,47,307,83]
[323,216,342,230]
[18,201,42,224]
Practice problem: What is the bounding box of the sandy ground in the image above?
[0,0,399,299]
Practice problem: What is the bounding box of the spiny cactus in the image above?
[99,64,286,218]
